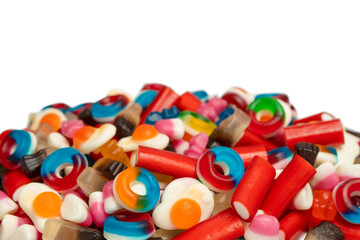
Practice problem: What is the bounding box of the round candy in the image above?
[152,177,214,230]
[178,111,217,138]
[91,94,130,123]
[73,124,116,154]
[134,90,157,109]
[103,211,155,240]
[333,178,360,224]
[18,182,62,233]
[196,146,245,192]
[66,102,92,116]
[117,124,169,152]
[29,108,67,132]
[113,167,160,213]
[247,97,285,138]
[40,147,88,192]
[0,129,37,170]
[42,102,70,113]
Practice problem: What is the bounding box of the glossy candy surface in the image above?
[113,167,160,213]
[196,147,245,192]
[41,147,88,192]
[91,94,130,123]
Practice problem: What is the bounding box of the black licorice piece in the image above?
[92,158,127,181]
[114,117,136,138]
[21,147,57,179]
[294,142,319,166]
[78,108,98,126]
[305,221,344,240]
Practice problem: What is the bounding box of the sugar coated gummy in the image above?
[0,83,359,240]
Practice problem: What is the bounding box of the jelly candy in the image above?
[312,190,337,221]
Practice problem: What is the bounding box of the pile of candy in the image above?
[0,83,359,240]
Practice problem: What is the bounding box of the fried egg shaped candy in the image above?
[0,214,32,240]
[40,147,88,192]
[18,182,62,233]
[284,119,345,150]
[42,218,104,240]
[196,147,245,192]
[113,167,160,213]
[246,97,286,139]
[279,210,311,240]
[0,191,18,220]
[244,214,280,240]
[333,178,360,224]
[0,129,37,170]
[73,124,116,154]
[231,156,275,222]
[91,94,130,123]
[60,192,92,227]
[103,211,155,240]
[117,124,169,152]
[135,146,198,179]
[89,191,108,227]
[260,154,316,218]
[29,108,67,132]
[153,177,214,230]
[172,208,244,240]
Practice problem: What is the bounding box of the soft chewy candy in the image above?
[1,83,360,239]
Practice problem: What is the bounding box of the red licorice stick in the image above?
[173,208,244,240]
[231,156,275,222]
[279,210,311,240]
[260,154,316,218]
[176,92,202,112]
[2,170,32,199]
[231,145,268,169]
[139,86,179,124]
[284,119,344,150]
[136,145,197,179]
[292,112,335,125]
[140,83,166,92]
[332,214,360,240]
[234,129,278,151]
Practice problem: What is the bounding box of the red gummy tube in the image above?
[279,210,310,240]
[173,208,244,240]
[2,170,32,199]
[332,214,360,240]
[139,86,179,124]
[292,112,335,125]
[136,145,197,179]
[260,154,317,218]
[231,145,268,169]
[231,156,275,222]
[234,129,278,151]
[284,119,344,150]
[176,92,202,112]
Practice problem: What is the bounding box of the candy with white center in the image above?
[18,182,62,233]
[11,224,41,240]
[289,183,313,210]
[47,132,70,149]
[103,181,123,215]
[117,124,169,152]
[336,164,360,182]
[153,177,214,230]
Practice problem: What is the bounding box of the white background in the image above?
[1,1,359,132]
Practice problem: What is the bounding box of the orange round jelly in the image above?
[73,126,96,148]
[132,124,158,141]
[170,198,201,229]
[40,113,62,132]
[33,191,62,218]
